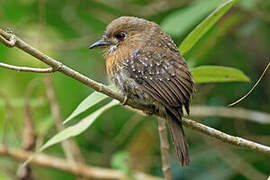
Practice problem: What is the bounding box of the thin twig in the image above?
[0,145,162,180]
[0,62,55,73]
[17,79,40,180]
[23,79,38,151]
[0,29,270,157]
[157,118,172,180]
[190,106,270,124]
[228,62,270,107]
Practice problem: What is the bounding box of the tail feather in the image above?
[166,108,189,166]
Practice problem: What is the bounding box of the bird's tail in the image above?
[166,108,189,167]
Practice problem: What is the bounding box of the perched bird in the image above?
[89,16,194,166]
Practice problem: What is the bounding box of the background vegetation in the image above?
[0,0,269,179]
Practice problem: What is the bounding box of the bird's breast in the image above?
[106,45,136,79]
[106,46,149,102]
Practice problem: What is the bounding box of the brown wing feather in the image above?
[125,48,193,110]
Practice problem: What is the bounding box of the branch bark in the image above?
[0,63,54,73]
[0,145,162,180]
[18,81,38,180]
[157,118,172,180]
[183,118,270,155]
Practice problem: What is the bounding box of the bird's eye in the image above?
[115,32,126,41]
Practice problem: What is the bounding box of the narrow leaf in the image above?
[192,65,249,83]
[161,0,221,37]
[64,91,109,124]
[179,0,237,55]
[40,100,120,151]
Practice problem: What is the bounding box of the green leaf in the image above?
[40,100,120,151]
[191,66,250,83]
[179,0,237,55]
[64,91,109,124]
[161,0,221,37]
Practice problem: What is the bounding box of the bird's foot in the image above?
[120,95,128,105]
[143,110,154,116]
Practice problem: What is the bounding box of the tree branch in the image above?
[0,63,55,73]
[0,145,162,180]
[183,118,270,155]
[0,29,270,158]
[0,32,16,47]
[157,118,172,180]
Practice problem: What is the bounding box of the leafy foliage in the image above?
[192,65,249,83]
[64,91,108,124]
[40,100,119,151]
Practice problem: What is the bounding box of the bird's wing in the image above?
[124,48,194,113]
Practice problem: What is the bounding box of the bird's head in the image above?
[89,16,158,56]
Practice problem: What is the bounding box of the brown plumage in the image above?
[89,16,194,166]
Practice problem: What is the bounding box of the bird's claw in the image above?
[121,95,128,105]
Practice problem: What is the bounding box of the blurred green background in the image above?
[0,0,269,179]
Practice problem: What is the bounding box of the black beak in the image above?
[89,39,111,49]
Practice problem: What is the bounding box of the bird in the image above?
[89,16,194,166]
